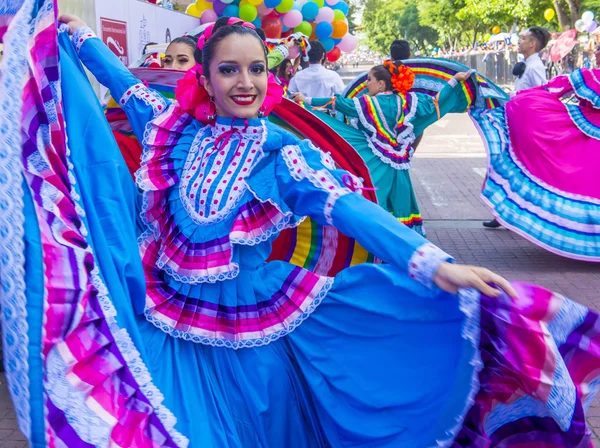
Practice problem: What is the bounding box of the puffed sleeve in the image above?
[71,26,169,142]
[267,45,288,70]
[275,140,453,288]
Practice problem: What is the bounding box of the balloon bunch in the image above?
[575,10,598,33]
[185,0,358,62]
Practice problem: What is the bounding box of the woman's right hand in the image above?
[58,14,88,35]
[292,92,306,103]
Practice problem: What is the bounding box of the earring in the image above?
[258,108,264,118]
[205,96,216,121]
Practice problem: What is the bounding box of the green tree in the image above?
[362,0,438,53]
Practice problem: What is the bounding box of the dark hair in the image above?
[167,36,197,54]
[390,40,411,61]
[195,17,268,79]
[142,42,158,55]
[528,26,550,52]
[275,58,293,81]
[308,40,326,64]
[370,64,394,91]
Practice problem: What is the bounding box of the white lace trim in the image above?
[0,0,34,439]
[179,122,268,226]
[272,44,289,60]
[436,288,483,447]
[144,276,335,350]
[158,261,240,285]
[311,142,336,170]
[72,26,96,53]
[58,91,188,446]
[119,83,167,118]
[281,144,354,226]
[408,242,452,289]
[211,121,265,140]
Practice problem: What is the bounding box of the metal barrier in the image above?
[448,51,520,86]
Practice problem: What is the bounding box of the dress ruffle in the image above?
[138,109,333,346]
[471,102,600,262]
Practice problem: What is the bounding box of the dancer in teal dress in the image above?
[293,61,471,235]
[4,6,600,447]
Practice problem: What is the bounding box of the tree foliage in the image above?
[362,0,438,53]
[360,0,600,50]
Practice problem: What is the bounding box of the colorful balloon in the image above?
[196,0,213,12]
[276,0,294,13]
[310,22,318,39]
[543,8,555,21]
[213,0,228,13]
[263,15,283,38]
[223,4,240,16]
[201,9,218,22]
[315,6,334,23]
[331,1,348,15]
[301,2,319,21]
[247,0,262,5]
[283,9,303,27]
[337,33,357,52]
[332,9,345,20]
[252,16,262,27]
[491,25,501,35]
[321,37,335,52]
[220,0,235,4]
[325,0,337,5]
[186,3,201,16]
[589,20,598,32]
[314,0,324,7]
[326,46,341,62]
[257,3,274,16]
[295,20,312,37]
[575,19,587,32]
[315,21,333,39]
[582,10,595,25]
[239,3,258,20]
[264,0,282,8]
[331,19,348,38]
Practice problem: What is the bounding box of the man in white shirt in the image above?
[483,26,550,229]
[289,41,345,100]
[512,26,550,93]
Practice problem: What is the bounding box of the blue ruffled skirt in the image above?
[139,263,478,447]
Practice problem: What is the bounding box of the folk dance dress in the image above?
[307,83,468,236]
[471,70,600,261]
[4,6,600,447]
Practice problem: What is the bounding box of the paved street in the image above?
[0,93,599,445]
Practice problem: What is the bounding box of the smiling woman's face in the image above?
[202,33,268,119]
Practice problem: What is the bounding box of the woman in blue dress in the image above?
[4,5,600,446]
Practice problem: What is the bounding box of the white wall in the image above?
[58,0,200,64]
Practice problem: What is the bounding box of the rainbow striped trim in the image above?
[7,2,188,446]
[353,94,415,170]
[144,262,334,349]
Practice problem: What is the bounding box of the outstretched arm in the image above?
[59,15,169,142]
[292,93,359,118]
[275,140,516,297]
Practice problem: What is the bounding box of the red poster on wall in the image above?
[100,17,128,66]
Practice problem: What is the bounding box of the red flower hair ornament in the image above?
[383,59,415,95]
[175,18,283,124]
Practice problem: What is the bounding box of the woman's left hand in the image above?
[433,262,517,298]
